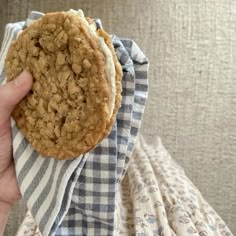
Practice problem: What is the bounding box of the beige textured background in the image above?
[1,0,235,235]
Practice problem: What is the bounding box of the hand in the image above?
[0,71,32,235]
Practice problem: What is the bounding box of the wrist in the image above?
[0,201,11,214]
[0,201,11,236]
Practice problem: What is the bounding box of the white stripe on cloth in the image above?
[19,151,45,194]
[0,23,24,76]
[37,160,70,235]
[0,24,10,60]
[41,156,88,236]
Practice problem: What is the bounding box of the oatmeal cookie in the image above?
[5,10,122,159]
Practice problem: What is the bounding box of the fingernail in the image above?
[14,71,31,86]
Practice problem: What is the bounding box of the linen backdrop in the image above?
[0,0,235,235]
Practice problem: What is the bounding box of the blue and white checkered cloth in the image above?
[0,11,148,236]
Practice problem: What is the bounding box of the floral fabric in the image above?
[114,136,232,236]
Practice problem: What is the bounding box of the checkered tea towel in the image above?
[0,11,148,236]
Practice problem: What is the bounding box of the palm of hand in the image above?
[0,121,21,207]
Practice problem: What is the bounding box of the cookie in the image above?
[5,10,122,160]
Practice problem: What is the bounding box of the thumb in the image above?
[0,71,33,125]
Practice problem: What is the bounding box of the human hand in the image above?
[0,71,32,212]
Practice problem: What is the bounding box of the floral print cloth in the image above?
[17,136,233,236]
[114,136,233,236]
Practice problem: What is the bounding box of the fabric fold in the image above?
[114,136,233,236]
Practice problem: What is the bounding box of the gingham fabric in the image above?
[0,11,148,236]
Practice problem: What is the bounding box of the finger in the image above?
[0,71,33,125]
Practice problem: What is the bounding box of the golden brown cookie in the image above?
[5,11,122,159]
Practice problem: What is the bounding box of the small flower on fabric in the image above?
[153,226,164,236]
[144,213,158,224]
[149,186,159,193]
[178,215,190,224]
[187,226,198,234]
[199,231,208,236]
[153,201,163,208]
